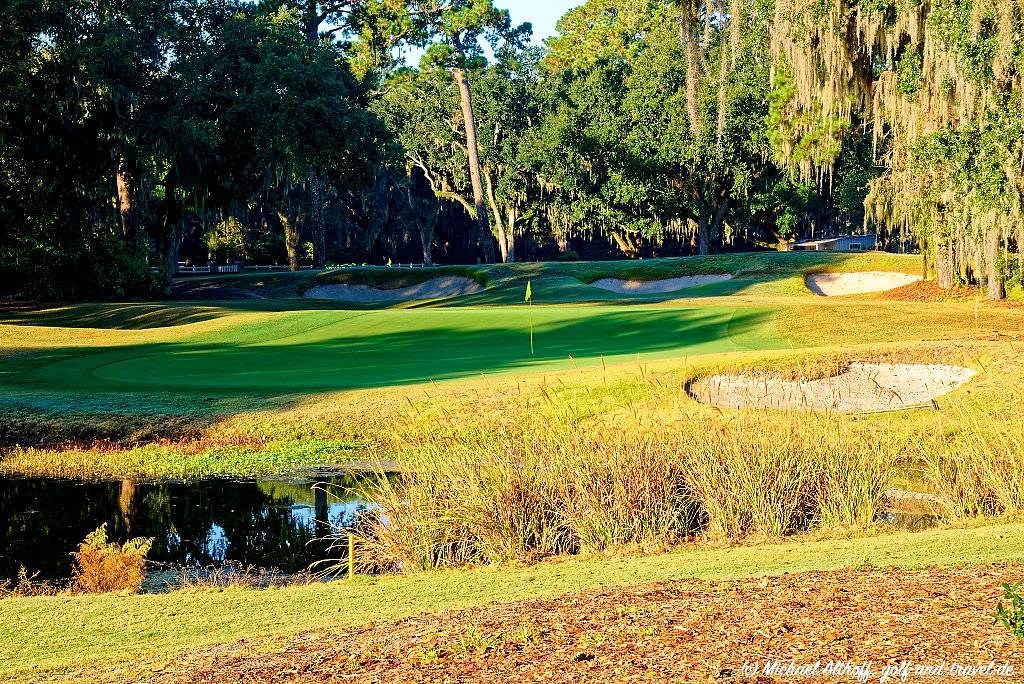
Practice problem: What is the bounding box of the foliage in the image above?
[769,0,1024,296]
[204,218,246,263]
[3,0,915,293]
[0,0,388,297]
[995,583,1024,640]
[70,524,153,594]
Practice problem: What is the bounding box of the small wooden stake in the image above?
[348,533,355,580]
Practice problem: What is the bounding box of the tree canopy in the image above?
[2,0,1019,298]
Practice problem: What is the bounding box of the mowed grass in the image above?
[4,251,1023,481]
[7,305,780,394]
[2,522,1024,682]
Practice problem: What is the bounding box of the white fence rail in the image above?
[177,262,433,274]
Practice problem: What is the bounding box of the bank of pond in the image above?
[1,469,946,593]
[0,474,375,587]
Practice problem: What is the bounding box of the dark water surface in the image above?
[0,475,374,582]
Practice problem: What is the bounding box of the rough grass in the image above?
[3,522,1024,683]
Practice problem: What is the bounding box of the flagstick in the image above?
[529,298,534,355]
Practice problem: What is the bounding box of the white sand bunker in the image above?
[590,274,733,295]
[305,276,482,302]
[691,362,976,413]
[806,272,922,296]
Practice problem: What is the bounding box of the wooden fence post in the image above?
[348,533,355,580]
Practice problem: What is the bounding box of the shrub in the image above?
[0,567,61,599]
[995,583,1024,640]
[71,524,153,594]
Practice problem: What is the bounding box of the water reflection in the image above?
[0,475,375,582]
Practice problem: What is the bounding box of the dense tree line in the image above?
[2,0,1019,299]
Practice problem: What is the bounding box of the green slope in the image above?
[8,305,782,394]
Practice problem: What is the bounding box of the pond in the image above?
[0,475,376,584]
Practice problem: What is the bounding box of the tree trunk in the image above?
[495,222,509,262]
[453,66,495,263]
[610,230,639,258]
[986,227,1006,300]
[505,207,517,263]
[420,224,434,266]
[483,170,510,263]
[697,214,710,256]
[115,158,136,242]
[160,168,182,296]
[279,211,301,271]
[933,227,954,289]
[309,170,327,269]
[1018,222,1023,291]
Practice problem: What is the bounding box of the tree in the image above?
[470,46,544,262]
[413,0,530,263]
[532,0,776,257]
[769,0,1024,298]
[206,6,385,271]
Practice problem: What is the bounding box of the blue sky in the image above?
[398,1,580,65]
[507,0,580,44]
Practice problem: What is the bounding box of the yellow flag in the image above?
[386,258,392,267]
[525,280,532,303]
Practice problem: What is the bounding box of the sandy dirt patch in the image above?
[151,565,1023,683]
[305,276,482,302]
[806,271,923,296]
[690,362,976,412]
[589,274,733,294]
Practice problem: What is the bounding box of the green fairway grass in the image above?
[2,522,1023,682]
[11,306,778,394]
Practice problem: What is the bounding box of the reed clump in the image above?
[922,412,1024,519]
[364,414,896,571]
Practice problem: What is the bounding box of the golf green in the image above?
[13,305,783,394]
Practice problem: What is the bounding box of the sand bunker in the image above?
[806,272,922,296]
[305,276,482,302]
[690,362,976,413]
[590,274,733,295]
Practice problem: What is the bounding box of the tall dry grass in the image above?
[683,416,893,537]
[362,413,896,571]
[551,430,696,552]
[922,408,1024,519]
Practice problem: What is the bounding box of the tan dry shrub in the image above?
[71,524,153,594]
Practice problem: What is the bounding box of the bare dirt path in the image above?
[150,565,1024,683]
